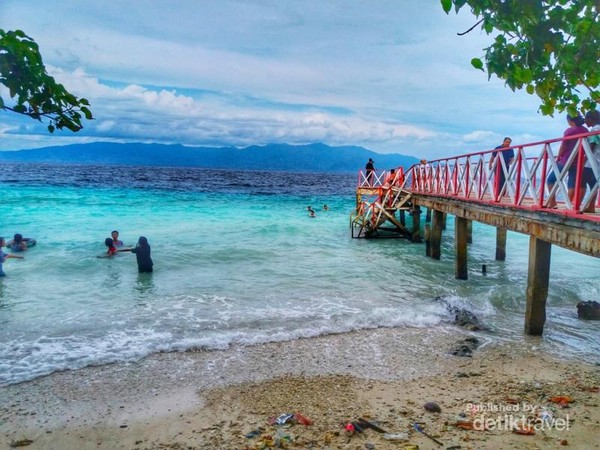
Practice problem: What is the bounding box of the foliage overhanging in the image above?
[0,29,92,133]
[441,0,600,116]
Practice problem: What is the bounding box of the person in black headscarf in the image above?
[131,236,153,273]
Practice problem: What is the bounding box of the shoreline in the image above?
[2,326,599,449]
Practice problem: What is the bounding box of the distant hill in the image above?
[0,142,419,173]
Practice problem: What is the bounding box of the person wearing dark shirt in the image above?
[131,236,153,273]
[488,137,514,198]
[365,158,375,186]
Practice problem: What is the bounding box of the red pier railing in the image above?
[356,129,600,223]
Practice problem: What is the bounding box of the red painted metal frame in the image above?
[356,129,600,224]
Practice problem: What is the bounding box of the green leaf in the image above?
[0,28,93,134]
[441,0,452,14]
[471,58,484,71]
[483,19,493,34]
[81,106,93,120]
[540,103,554,116]
[526,84,535,95]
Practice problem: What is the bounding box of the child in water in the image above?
[130,236,153,273]
[101,237,131,257]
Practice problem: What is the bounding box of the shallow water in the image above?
[0,163,599,386]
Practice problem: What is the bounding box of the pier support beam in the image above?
[467,219,473,244]
[411,206,422,242]
[525,236,551,335]
[495,227,507,261]
[455,216,468,279]
[431,210,443,260]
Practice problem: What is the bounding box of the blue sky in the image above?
[1,0,568,160]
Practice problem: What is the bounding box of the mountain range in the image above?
[0,142,419,173]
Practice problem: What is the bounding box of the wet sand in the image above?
[1,326,599,449]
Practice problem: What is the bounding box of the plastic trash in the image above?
[294,412,313,425]
[244,429,262,438]
[382,432,409,441]
[275,413,295,425]
[345,423,355,436]
[539,409,553,423]
[274,428,291,447]
[358,417,387,433]
[352,421,365,433]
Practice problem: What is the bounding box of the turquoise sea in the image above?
[1,163,599,386]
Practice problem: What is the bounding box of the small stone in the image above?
[424,401,442,413]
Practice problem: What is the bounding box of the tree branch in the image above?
[457,18,484,36]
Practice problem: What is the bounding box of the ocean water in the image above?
[0,163,599,386]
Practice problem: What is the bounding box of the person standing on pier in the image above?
[583,110,600,213]
[488,137,514,199]
[365,158,375,186]
[547,114,588,208]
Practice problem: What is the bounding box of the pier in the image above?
[351,132,600,335]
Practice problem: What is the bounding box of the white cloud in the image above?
[0,0,566,158]
[463,130,497,143]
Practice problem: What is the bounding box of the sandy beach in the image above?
[1,326,599,449]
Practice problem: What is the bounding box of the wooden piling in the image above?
[424,224,431,257]
[411,206,422,242]
[525,236,551,335]
[455,216,468,279]
[495,227,507,261]
[431,210,443,260]
[466,219,473,244]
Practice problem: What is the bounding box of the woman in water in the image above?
[130,236,153,273]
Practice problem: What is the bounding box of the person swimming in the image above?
[6,233,35,252]
[307,206,316,217]
[323,204,329,211]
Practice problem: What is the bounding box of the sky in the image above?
[0,0,570,161]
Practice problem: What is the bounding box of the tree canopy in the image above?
[0,29,92,133]
[441,0,600,116]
